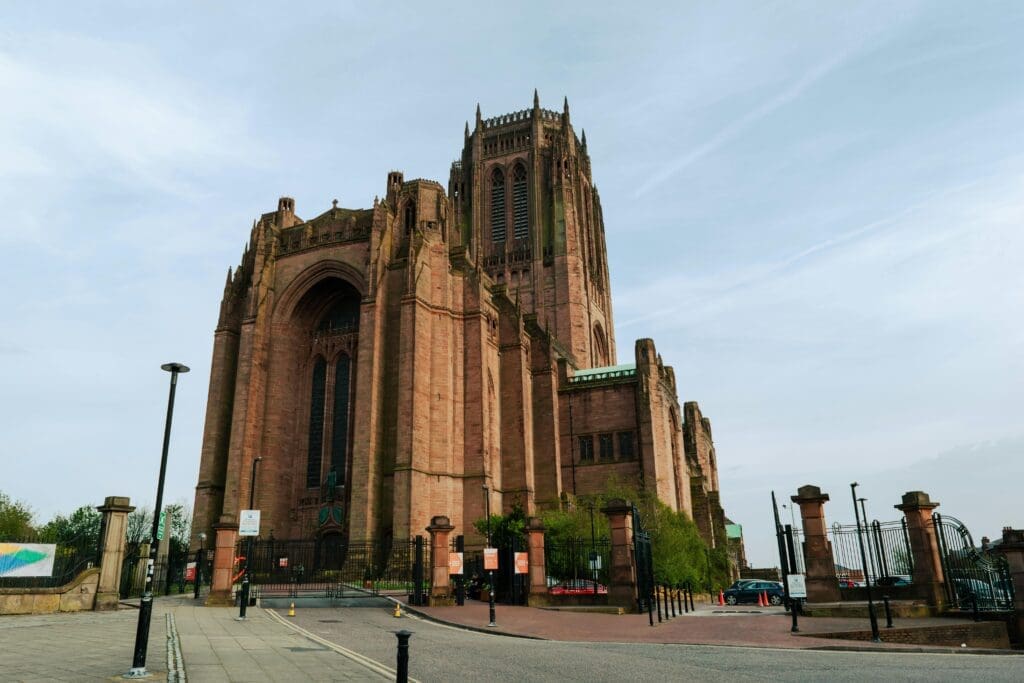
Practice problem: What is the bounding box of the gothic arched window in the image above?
[490,168,506,242]
[306,357,327,488]
[404,200,416,234]
[330,355,351,482]
[512,163,528,240]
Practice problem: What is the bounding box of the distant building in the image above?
[191,95,735,557]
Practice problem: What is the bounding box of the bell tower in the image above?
[448,92,615,368]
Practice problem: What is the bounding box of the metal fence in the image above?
[830,520,913,586]
[935,513,1014,612]
[120,546,205,598]
[242,537,428,600]
[544,537,611,588]
[0,532,100,589]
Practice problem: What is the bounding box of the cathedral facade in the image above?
[192,94,729,551]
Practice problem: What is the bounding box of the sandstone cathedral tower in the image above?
[192,94,731,554]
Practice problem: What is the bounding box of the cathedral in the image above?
[191,94,730,553]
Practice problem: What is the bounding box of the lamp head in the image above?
[199,532,207,541]
[161,362,190,374]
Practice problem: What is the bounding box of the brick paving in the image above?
[408,598,990,651]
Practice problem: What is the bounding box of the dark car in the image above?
[875,575,911,587]
[723,580,784,606]
[549,579,608,596]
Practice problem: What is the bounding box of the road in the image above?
[283,607,1023,682]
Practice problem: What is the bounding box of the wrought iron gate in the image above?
[934,514,1014,612]
[830,519,914,585]
[632,504,655,614]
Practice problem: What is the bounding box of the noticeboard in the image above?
[514,552,528,574]
[449,552,464,575]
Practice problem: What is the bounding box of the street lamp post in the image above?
[482,484,496,627]
[851,483,881,642]
[194,532,206,600]
[125,362,188,679]
[239,456,262,619]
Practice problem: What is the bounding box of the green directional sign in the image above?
[156,510,166,541]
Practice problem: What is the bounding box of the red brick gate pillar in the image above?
[994,528,1024,646]
[95,496,135,610]
[601,499,636,611]
[206,521,239,606]
[895,491,945,608]
[526,517,548,605]
[791,485,841,602]
[427,516,454,605]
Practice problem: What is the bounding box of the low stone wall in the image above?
[802,600,936,618]
[804,621,1011,649]
[0,568,100,615]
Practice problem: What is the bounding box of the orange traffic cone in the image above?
[762,591,769,607]
[718,590,725,606]
[757,592,764,607]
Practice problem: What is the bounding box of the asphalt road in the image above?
[283,607,1024,682]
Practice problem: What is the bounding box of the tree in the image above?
[0,491,35,539]
[38,504,102,550]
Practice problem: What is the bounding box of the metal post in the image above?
[588,503,598,596]
[785,525,800,633]
[239,456,262,619]
[125,362,188,679]
[851,483,881,642]
[193,533,205,600]
[394,629,411,683]
[858,498,876,586]
[483,485,496,627]
[882,594,893,628]
[656,584,663,622]
[670,586,676,618]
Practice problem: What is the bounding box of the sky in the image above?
[2,2,1022,567]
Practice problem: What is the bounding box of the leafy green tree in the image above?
[0,491,35,539]
[38,504,102,549]
[473,502,527,547]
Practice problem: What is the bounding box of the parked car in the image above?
[723,580,784,606]
[549,579,608,596]
[726,579,760,590]
[875,575,911,587]
[838,578,858,588]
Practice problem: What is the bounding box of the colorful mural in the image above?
[0,543,56,577]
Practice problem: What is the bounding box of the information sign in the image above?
[185,562,196,582]
[514,552,528,574]
[449,552,464,575]
[788,574,807,598]
[278,557,289,568]
[239,509,261,537]
[483,547,499,570]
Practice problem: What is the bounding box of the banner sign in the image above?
[483,547,498,570]
[239,510,261,536]
[185,561,196,582]
[514,552,528,575]
[0,543,57,577]
[278,557,289,568]
[449,552,464,575]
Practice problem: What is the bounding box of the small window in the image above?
[578,435,594,462]
[618,432,635,461]
[599,434,614,462]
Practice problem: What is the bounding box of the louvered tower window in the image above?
[404,200,416,234]
[512,164,528,240]
[306,357,327,488]
[330,355,351,482]
[490,168,506,242]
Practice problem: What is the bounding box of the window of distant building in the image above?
[490,168,506,242]
[599,433,614,462]
[512,163,528,240]
[404,200,416,234]
[618,431,635,461]
[578,435,594,462]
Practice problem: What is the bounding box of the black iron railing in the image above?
[934,513,1013,612]
[0,532,99,589]
[831,520,913,586]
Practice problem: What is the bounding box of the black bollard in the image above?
[670,587,676,618]
[882,594,893,628]
[688,583,695,612]
[790,597,800,633]
[656,586,663,622]
[395,629,411,683]
[682,584,688,613]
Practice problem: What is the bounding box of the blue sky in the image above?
[2,2,1022,565]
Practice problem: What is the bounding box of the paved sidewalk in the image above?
[407,598,997,652]
[0,597,396,682]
